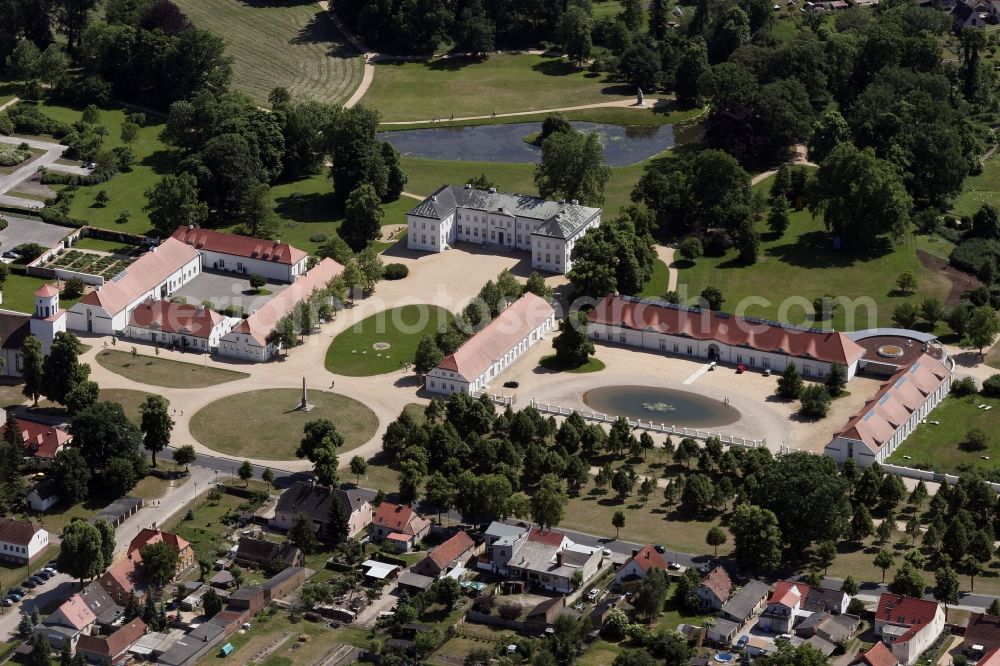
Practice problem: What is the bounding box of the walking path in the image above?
[655,244,678,292]
[750,144,817,186]
[380,98,662,126]
[0,134,88,209]
[318,1,376,109]
[0,97,19,112]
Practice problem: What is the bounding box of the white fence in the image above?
[473,392,516,407]
[529,399,766,448]
[881,463,1000,492]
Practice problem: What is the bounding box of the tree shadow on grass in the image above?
[425,56,483,72]
[140,149,179,176]
[765,231,893,269]
[530,59,580,77]
[274,191,341,224]
[292,12,361,58]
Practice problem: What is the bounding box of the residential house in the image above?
[98,554,143,604]
[706,618,740,645]
[79,580,123,629]
[425,293,556,395]
[850,641,900,666]
[271,481,372,539]
[588,295,866,381]
[234,536,304,569]
[39,594,97,651]
[27,479,59,512]
[406,184,602,274]
[590,596,635,628]
[76,618,147,663]
[961,613,1000,659]
[826,354,951,467]
[126,300,237,352]
[874,594,945,666]
[0,518,48,564]
[412,531,475,579]
[371,502,431,552]
[615,545,669,588]
[760,581,810,633]
[720,580,770,627]
[953,1,988,30]
[3,417,70,467]
[480,521,528,575]
[797,613,860,645]
[978,648,1000,666]
[525,598,578,633]
[217,258,343,361]
[67,238,201,335]
[505,528,603,594]
[804,586,850,615]
[695,565,733,611]
[171,226,309,284]
[128,528,195,580]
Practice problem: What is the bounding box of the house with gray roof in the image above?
[406,184,601,274]
[721,580,770,626]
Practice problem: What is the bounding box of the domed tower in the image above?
[30,284,66,354]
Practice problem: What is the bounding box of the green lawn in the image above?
[399,156,646,217]
[675,173,951,331]
[639,258,671,299]
[1,274,81,314]
[190,388,378,460]
[170,0,362,107]
[0,80,18,105]
[73,237,137,253]
[578,641,623,666]
[95,349,250,388]
[952,153,1000,217]
[887,394,1000,474]
[165,490,247,564]
[363,53,633,122]
[326,305,454,376]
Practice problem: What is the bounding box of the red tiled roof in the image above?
[429,531,474,569]
[0,518,43,546]
[625,545,669,574]
[876,594,940,638]
[437,293,554,379]
[374,503,430,537]
[128,528,190,557]
[55,595,97,631]
[588,295,866,366]
[228,258,343,345]
[851,641,898,666]
[700,564,732,600]
[387,532,412,542]
[2,418,70,459]
[78,238,199,316]
[527,527,565,547]
[834,354,950,449]
[128,300,225,339]
[981,647,1000,666]
[172,226,307,266]
[35,284,59,298]
[78,618,147,658]
[769,581,808,609]
[100,555,141,594]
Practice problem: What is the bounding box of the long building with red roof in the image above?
[873,593,944,665]
[825,353,951,467]
[126,300,237,352]
[587,294,865,381]
[172,226,308,283]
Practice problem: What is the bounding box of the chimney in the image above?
[556,552,563,567]
[645,550,650,559]
[488,187,497,194]
[188,224,194,230]
[464,183,472,189]
[632,549,639,557]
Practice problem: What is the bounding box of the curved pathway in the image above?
[750,144,817,186]
[380,98,663,126]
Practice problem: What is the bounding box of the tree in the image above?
[203,588,222,618]
[120,121,139,146]
[568,213,655,297]
[873,548,895,583]
[64,379,99,415]
[809,143,912,248]
[58,520,105,583]
[139,395,173,467]
[777,362,803,399]
[26,633,51,666]
[826,364,847,397]
[94,189,110,208]
[297,420,343,462]
[42,332,89,405]
[729,503,782,572]
[141,541,180,587]
[968,305,1000,355]
[632,569,670,621]
[841,575,859,597]
[52,449,91,503]
[530,474,568,529]
[173,445,196,471]
[767,196,791,237]
[20,335,43,407]
[288,512,318,554]
[963,427,989,452]
[706,526,727,556]
[699,286,725,311]
[261,468,274,490]
[94,518,115,572]
[525,271,553,298]
[611,510,625,539]
[920,298,945,328]
[988,598,1000,616]
[237,460,253,486]
[144,173,208,237]
[876,519,893,545]
[896,271,918,295]
[558,6,593,66]
[677,237,703,262]
[454,0,495,56]
[414,336,443,375]
[934,563,960,619]
[339,183,384,252]
[552,312,595,368]
[618,42,660,92]
[535,129,610,206]
[892,302,920,329]
[355,246,384,293]
[807,110,851,164]
[799,385,831,419]
[327,492,350,545]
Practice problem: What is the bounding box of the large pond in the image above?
[582,385,742,428]
[377,121,675,166]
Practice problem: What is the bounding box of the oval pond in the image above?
[582,385,741,428]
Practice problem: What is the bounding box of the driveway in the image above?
[0,214,72,249]
[173,270,291,313]
[0,136,68,207]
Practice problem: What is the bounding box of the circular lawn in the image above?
[190,389,378,460]
[326,304,454,376]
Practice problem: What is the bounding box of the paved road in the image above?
[0,213,73,249]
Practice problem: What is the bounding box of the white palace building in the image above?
[406,185,602,274]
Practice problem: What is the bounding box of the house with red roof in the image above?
[587,294,866,381]
[126,300,237,352]
[371,503,432,552]
[76,617,147,663]
[2,417,71,467]
[172,226,309,284]
[615,545,669,588]
[961,613,1000,660]
[128,528,195,580]
[412,530,476,578]
[97,555,143,604]
[0,518,48,564]
[37,594,98,650]
[979,647,1000,666]
[425,293,556,395]
[505,528,603,594]
[760,581,810,633]
[694,565,733,611]
[826,353,951,467]
[67,238,201,335]
[850,639,900,666]
[874,594,945,665]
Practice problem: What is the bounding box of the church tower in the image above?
[30,284,66,355]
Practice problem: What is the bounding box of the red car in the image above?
[736,364,747,374]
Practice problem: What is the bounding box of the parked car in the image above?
[654,544,666,554]
[737,636,749,649]
[2,251,20,259]
[41,567,56,575]
[776,634,792,642]
[22,580,36,589]
[2,598,14,607]
[35,571,51,580]
[10,587,25,596]
[586,589,599,601]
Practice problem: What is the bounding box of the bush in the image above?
[703,230,732,256]
[5,105,71,137]
[497,601,522,621]
[0,115,12,136]
[0,144,30,167]
[15,243,45,263]
[383,263,408,280]
[950,237,1000,281]
[63,278,85,299]
[218,305,245,318]
[983,374,1000,398]
[471,594,495,614]
[962,427,990,451]
[309,234,328,243]
[952,376,978,397]
[677,237,703,261]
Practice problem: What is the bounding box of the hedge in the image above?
[383,263,409,280]
[950,237,1000,280]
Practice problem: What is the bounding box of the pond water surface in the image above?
[377,121,675,166]
[582,385,741,428]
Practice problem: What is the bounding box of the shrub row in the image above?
[950,237,1000,281]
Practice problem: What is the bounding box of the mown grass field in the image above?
[887,394,1000,474]
[1,274,81,314]
[952,153,1000,218]
[171,0,362,106]
[363,53,633,122]
[675,173,951,331]
[96,349,250,388]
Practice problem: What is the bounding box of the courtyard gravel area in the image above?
[173,269,290,312]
